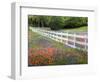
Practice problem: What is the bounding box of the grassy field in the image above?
[60,26,87,32]
[43,26,87,32]
[28,29,88,66]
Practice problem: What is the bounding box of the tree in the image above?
[49,16,65,30]
[28,15,88,30]
[64,17,88,29]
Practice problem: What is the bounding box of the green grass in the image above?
[28,29,87,52]
[60,26,87,32]
[28,29,88,65]
[43,26,87,32]
[28,29,68,49]
[28,30,43,48]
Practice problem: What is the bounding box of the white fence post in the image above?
[85,36,87,50]
[74,33,76,48]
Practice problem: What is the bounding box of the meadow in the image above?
[28,30,87,66]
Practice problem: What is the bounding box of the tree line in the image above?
[28,15,88,30]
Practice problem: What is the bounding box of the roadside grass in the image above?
[28,29,88,66]
[28,29,44,48]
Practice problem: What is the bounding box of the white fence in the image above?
[30,27,88,51]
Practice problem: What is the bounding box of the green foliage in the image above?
[64,17,88,29]
[28,15,88,30]
[49,16,65,30]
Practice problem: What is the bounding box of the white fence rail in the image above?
[30,27,88,51]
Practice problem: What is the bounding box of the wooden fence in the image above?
[30,27,88,51]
